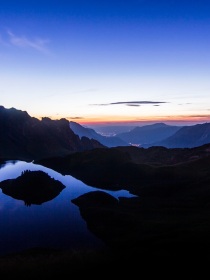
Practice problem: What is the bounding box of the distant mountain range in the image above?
[71,121,210,148]
[143,122,210,148]
[0,106,104,161]
[70,121,129,147]
[1,105,210,162]
[88,125,136,136]
[2,105,210,263]
[115,123,181,145]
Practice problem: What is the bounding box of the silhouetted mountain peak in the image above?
[117,122,181,145]
[70,121,129,147]
[0,105,105,160]
[147,122,210,148]
[0,105,31,120]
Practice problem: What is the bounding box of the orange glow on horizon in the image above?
[70,114,210,126]
[33,113,210,126]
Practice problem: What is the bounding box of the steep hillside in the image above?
[116,123,181,145]
[36,143,210,192]
[0,106,104,160]
[70,121,129,147]
[145,122,210,148]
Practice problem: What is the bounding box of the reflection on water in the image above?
[0,160,134,256]
[0,170,66,206]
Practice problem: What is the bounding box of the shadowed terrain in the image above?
[1,144,209,275]
[70,121,129,147]
[1,108,210,275]
[143,122,210,148]
[116,122,181,145]
[0,105,104,161]
[34,143,210,264]
[36,143,210,193]
[0,170,65,206]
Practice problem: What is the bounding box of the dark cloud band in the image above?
[91,101,168,106]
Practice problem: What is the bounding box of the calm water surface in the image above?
[0,160,134,256]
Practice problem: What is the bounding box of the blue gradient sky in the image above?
[0,0,210,126]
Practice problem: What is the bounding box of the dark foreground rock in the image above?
[0,105,105,161]
[72,190,210,261]
[0,170,65,206]
[2,187,206,276]
[35,144,210,264]
[2,142,210,275]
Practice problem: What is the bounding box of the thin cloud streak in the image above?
[91,101,168,106]
[66,117,84,120]
[188,114,210,118]
[7,30,50,54]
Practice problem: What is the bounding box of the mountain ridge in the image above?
[0,105,105,161]
[115,122,182,145]
[143,122,210,148]
[70,121,129,147]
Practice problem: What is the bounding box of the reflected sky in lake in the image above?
[0,160,134,256]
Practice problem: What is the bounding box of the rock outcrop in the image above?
[0,105,105,160]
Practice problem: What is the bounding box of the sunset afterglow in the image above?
[0,0,209,126]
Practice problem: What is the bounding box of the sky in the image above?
[0,0,210,126]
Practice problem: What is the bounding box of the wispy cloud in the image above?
[91,101,168,106]
[6,30,50,54]
[66,116,84,120]
[188,114,210,118]
[178,103,192,105]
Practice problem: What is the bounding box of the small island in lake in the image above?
[0,170,65,206]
